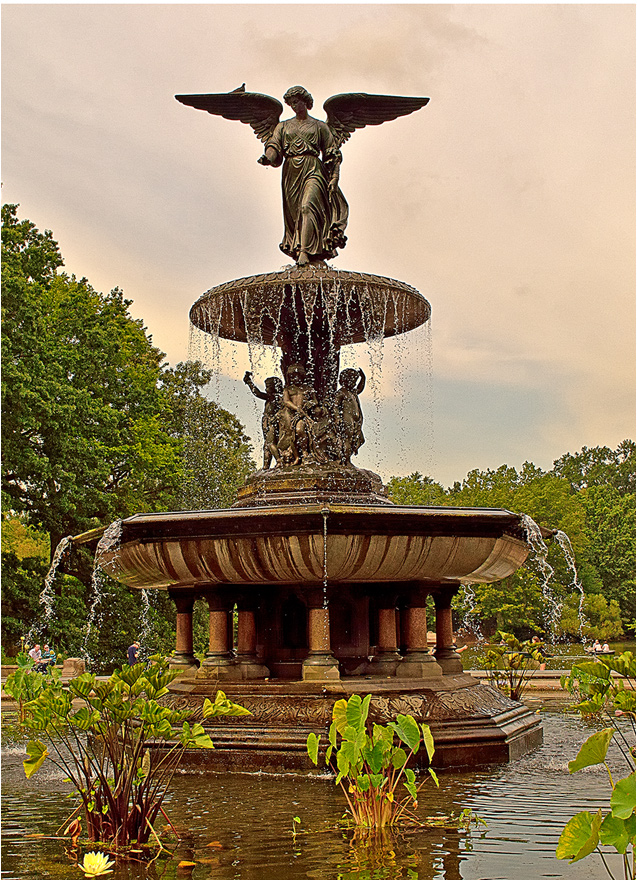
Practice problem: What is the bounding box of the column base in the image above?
[366,651,402,676]
[435,650,464,674]
[196,654,241,681]
[302,653,340,681]
[398,651,443,678]
[235,658,271,680]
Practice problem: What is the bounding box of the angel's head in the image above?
[283,86,313,110]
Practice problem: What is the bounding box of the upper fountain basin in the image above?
[189,266,430,346]
[96,504,529,591]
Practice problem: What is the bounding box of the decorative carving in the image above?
[370,684,519,724]
[175,85,429,264]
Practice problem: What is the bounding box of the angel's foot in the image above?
[297,251,310,266]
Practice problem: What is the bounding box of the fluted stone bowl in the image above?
[96,504,529,591]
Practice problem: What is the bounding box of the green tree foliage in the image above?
[2,203,184,553]
[159,361,254,510]
[1,205,255,666]
[388,443,635,640]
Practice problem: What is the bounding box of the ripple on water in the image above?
[0,713,629,880]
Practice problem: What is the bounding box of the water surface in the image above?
[1,713,628,880]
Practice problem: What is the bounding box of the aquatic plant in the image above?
[79,851,115,877]
[3,665,53,723]
[557,651,635,879]
[20,656,250,850]
[479,630,546,701]
[307,693,438,829]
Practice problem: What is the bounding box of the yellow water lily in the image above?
[79,851,115,877]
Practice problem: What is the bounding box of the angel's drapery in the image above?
[266,117,348,262]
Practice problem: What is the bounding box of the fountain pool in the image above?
[0,712,628,880]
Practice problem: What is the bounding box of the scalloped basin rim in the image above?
[96,504,530,590]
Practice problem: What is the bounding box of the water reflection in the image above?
[1,714,626,880]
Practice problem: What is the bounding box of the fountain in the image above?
[75,84,543,769]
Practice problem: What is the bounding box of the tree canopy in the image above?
[1,204,254,660]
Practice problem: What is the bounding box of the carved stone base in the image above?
[195,662,241,681]
[158,674,543,772]
[233,462,391,508]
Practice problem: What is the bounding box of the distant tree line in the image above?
[1,204,254,666]
[387,440,635,640]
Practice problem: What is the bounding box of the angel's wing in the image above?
[175,86,283,144]
[323,93,430,148]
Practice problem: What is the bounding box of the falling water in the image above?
[139,589,152,658]
[521,514,563,640]
[459,582,484,642]
[554,529,588,642]
[25,536,74,644]
[321,508,329,608]
[82,520,123,663]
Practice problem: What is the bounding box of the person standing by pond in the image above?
[127,641,140,666]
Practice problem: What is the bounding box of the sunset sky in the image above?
[2,3,634,487]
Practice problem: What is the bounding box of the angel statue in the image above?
[175,85,429,265]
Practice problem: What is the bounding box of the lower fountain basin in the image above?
[97,503,529,590]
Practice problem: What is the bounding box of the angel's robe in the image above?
[266,116,348,261]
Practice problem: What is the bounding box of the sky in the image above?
[2,3,635,488]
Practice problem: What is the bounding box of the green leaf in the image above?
[556,810,603,862]
[68,673,97,699]
[573,661,611,680]
[568,728,614,772]
[332,699,348,736]
[391,747,408,770]
[203,692,251,718]
[610,773,636,819]
[428,767,439,787]
[600,813,635,854]
[388,714,420,752]
[307,733,320,766]
[421,724,435,762]
[356,774,370,792]
[69,707,101,730]
[23,740,48,779]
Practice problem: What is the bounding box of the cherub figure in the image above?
[277,364,318,465]
[243,371,283,469]
[334,367,366,464]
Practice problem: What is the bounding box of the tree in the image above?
[553,441,636,496]
[386,472,447,506]
[1,205,256,666]
[159,361,254,510]
[2,203,185,554]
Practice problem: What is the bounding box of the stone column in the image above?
[197,591,239,681]
[398,586,442,679]
[168,590,199,675]
[235,596,269,680]
[433,586,463,674]
[368,591,402,675]
[302,589,339,681]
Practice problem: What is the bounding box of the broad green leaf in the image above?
[332,699,348,735]
[391,747,408,770]
[203,691,251,718]
[344,694,366,732]
[369,773,385,789]
[568,729,614,772]
[325,744,333,765]
[608,652,636,679]
[68,673,97,698]
[428,768,439,787]
[362,741,385,775]
[70,707,101,730]
[610,773,636,819]
[421,724,435,762]
[556,810,602,862]
[389,714,420,752]
[307,733,320,766]
[23,740,48,779]
[600,813,634,854]
[612,689,636,715]
[356,774,370,792]
[573,661,611,680]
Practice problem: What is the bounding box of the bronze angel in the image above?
[175,85,429,265]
